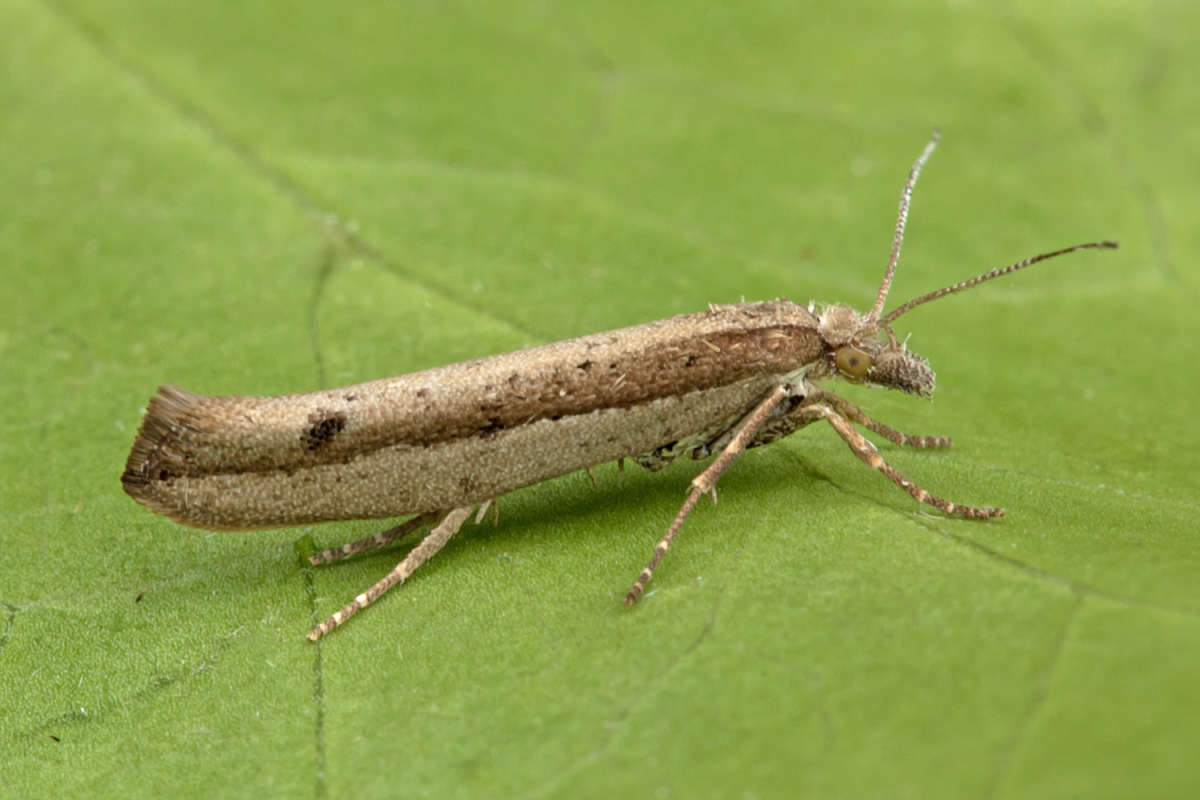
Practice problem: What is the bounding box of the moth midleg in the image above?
[308,505,475,641]
[797,403,1002,519]
[624,384,792,606]
[804,390,952,449]
[309,511,442,565]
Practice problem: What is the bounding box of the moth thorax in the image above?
[817,304,866,347]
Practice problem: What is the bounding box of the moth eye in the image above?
[836,346,872,379]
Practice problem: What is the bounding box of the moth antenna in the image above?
[868,129,941,323]
[880,240,1119,325]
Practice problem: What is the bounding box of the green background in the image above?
[3,1,1197,798]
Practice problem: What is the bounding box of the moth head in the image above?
[819,130,1117,396]
[817,304,935,397]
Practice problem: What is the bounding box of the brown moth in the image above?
[121,131,1117,640]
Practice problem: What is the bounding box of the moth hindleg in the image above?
[308,511,442,566]
[308,505,476,641]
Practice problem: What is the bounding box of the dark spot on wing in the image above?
[302,411,347,451]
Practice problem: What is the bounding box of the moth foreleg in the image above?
[308,505,475,641]
[799,403,1002,519]
[803,390,952,449]
[744,390,952,451]
[624,384,792,606]
[308,511,442,565]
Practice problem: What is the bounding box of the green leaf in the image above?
[3,1,1197,798]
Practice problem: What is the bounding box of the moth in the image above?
[121,131,1117,640]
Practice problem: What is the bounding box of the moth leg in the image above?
[308,505,475,641]
[308,511,443,565]
[805,390,952,448]
[799,403,1002,519]
[624,384,792,606]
